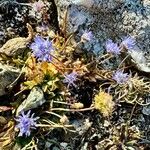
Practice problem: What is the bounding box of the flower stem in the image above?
[50,107,94,112]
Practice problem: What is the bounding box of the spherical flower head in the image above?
[15,111,39,137]
[32,0,45,12]
[105,39,121,55]
[30,36,54,62]
[63,72,78,87]
[112,70,129,84]
[121,36,136,50]
[81,30,93,42]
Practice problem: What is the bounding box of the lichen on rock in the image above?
[55,0,150,55]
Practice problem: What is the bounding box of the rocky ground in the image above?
[0,0,150,150]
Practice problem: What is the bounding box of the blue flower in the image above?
[63,72,78,87]
[30,36,54,62]
[112,70,129,84]
[81,30,93,42]
[15,111,39,137]
[105,39,121,55]
[121,36,136,50]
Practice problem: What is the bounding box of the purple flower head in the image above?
[105,39,121,55]
[112,70,129,84]
[121,36,136,50]
[81,30,93,42]
[32,0,45,12]
[63,72,78,87]
[30,36,54,62]
[15,111,39,137]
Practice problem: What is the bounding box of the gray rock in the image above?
[0,63,20,96]
[0,23,33,57]
[55,0,150,54]
[0,0,59,47]
[142,98,150,115]
[16,86,46,116]
[142,105,150,116]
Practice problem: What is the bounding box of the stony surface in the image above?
[55,0,150,54]
[0,0,59,47]
[0,23,33,57]
[16,86,45,115]
[0,63,20,96]
[142,96,150,115]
